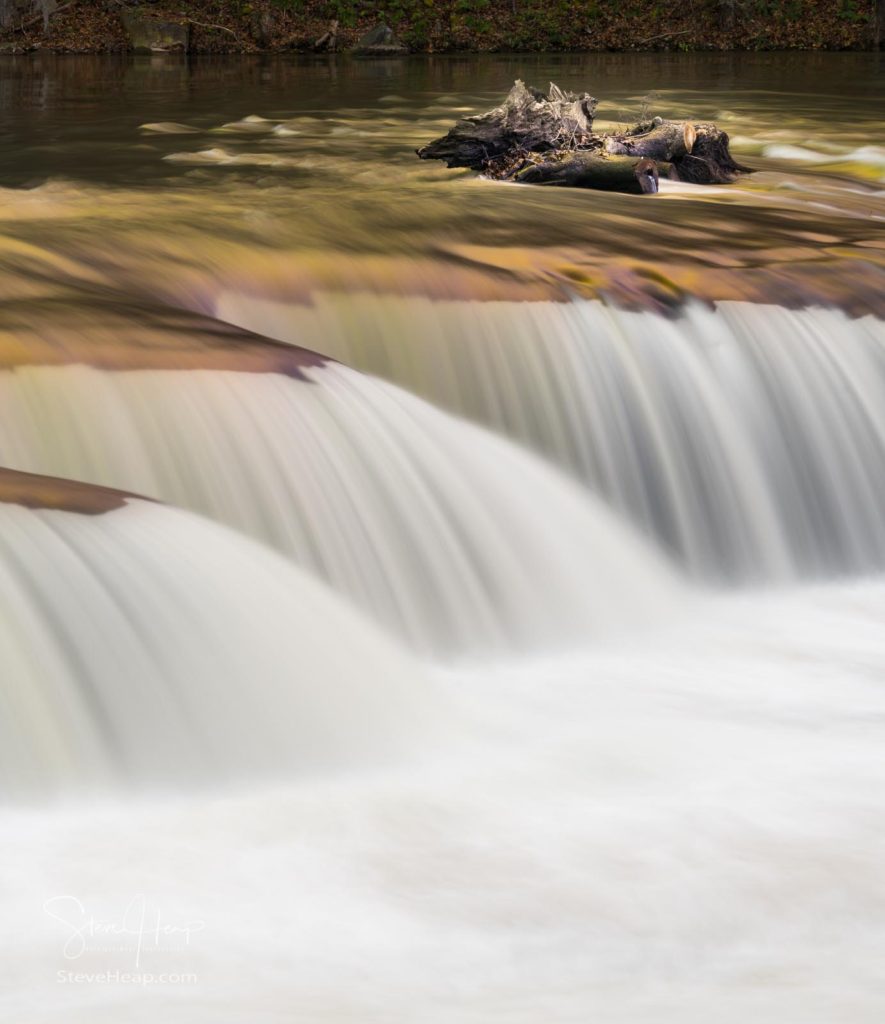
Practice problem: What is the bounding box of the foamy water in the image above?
[4,578,885,1022]
[0,494,439,797]
[2,52,884,1024]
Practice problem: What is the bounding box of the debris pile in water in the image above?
[418,80,748,194]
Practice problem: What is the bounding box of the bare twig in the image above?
[184,17,239,41]
[638,28,692,45]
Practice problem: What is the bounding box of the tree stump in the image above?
[417,81,748,195]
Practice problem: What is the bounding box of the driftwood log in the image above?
[313,18,338,52]
[417,80,748,195]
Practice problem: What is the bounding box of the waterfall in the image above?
[217,293,885,583]
[5,57,885,1024]
[0,328,677,658]
[0,469,437,798]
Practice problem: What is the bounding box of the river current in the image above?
[1,51,884,1022]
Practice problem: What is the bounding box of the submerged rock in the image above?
[0,467,133,515]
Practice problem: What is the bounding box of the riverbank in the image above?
[0,0,882,55]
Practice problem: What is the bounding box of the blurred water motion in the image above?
[1,52,885,1023]
[225,295,885,582]
[0,307,677,655]
[0,468,438,797]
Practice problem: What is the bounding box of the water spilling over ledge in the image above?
[219,293,885,584]
[2,53,885,1024]
[0,467,438,798]
[0,300,678,657]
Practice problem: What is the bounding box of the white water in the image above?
[218,294,885,583]
[763,143,885,180]
[4,578,885,1021]
[3,55,885,1024]
[0,494,437,797]
[3,275,885,1024]
[0,361,677,657]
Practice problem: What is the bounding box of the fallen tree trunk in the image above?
[517,153,664,194]
[604,117,746,184]
[603,119,693,162]
[417,81,749,194]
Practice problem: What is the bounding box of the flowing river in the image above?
[1,51,884,1022]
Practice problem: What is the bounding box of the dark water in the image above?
[1,51,883,317]
[1,51,883,185]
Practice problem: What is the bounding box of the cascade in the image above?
[0,301,677,657]
[0,468,435,797]
[218,293,885,581]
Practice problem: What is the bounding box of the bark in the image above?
[516,154,664,194]
[604,119,692,162]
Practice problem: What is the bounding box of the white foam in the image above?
[0,496,437,797]
[763,143,885,180]
[139,123,201,135]
[4,577,884,1020]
